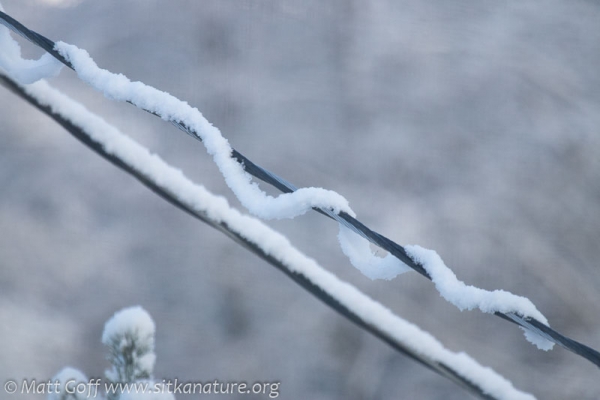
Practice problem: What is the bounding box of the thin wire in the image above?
[2,9,599,369]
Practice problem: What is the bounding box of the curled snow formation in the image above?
[0,7,63,84]
[51,39,551,349]
[0,12,552,353]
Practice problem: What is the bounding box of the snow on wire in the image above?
[0,72,534,400]
[1,1,599,371]
[0,5,600,366]
[0,7,555,348]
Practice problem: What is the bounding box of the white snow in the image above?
[102,306,156,346]
[406,245,554,350]
[51,39,552,350]
[0,7,63,84]
[48,367,88,400]
[0,15,553,356]
[54,42,353,221]
[102,306,157,382]
[52,40,422,285]
[338,224,411,280]
[16,77,537,400]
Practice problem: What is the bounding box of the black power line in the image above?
[1,72,500,400]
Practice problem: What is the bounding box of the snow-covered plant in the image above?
[47,306,173,400]
[102,307,156,386]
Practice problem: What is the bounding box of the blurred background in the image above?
[1,0,599,398]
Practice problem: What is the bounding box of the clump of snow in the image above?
[405,245,554,350]
[103,306,156,382]
[18,78,536,399]
[0,7,63,84]
[102,306,156,346]
[338,224,411,280]
[48,367,88,400]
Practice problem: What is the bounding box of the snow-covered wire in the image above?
[1,8,599,368]
[0,72,537,400]
[53,39,556,348]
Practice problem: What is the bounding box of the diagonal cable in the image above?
[2,9,599,369]
[0,72,513,400]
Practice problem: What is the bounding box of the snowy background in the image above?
[1,0,599,399]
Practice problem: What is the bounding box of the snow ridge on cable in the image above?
[3,73,536,400]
